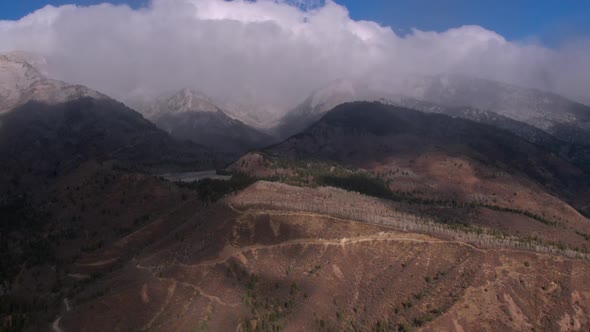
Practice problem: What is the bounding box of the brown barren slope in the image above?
[50,181,590,332]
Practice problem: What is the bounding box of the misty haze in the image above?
[1,1,590,331]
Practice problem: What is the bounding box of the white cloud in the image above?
[0,0,588,112]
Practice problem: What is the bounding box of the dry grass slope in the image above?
[229,181,590,260]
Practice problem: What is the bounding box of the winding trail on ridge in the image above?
[133,204,480,323]
[175,230,484,271]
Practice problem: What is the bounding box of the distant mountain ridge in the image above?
[275,76,590,147]
[400,74,590,145]
[0,52,106,113]
[0,54,223,197]
[384,97,590,174]
[141,88,220,118]
[254,101,590,230]
[268,102,590,205]
[140,89,274,155]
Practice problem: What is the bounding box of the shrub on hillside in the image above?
[180,174,256,202]
[319,174,401,201]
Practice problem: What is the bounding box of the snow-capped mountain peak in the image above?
[0,52,106,113]
[0,53,45,111]
[136,88,224,120]
[164,88,220,114]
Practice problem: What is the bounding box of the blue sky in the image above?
[339,0,590,46]
[0,0,147,19]
[1,0,589,106]
[1,0,589,46]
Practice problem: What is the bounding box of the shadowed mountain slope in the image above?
[232,102,590,246]
[141,89,273,155]
[270,102,589,196]
[275,78,590,171]
[0,98,223,198]
[388,97,590,174]
[403,75,590,145]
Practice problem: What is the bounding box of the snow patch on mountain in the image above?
[0,52,106,113]
[137,88,223,121]
[164,88,219,114]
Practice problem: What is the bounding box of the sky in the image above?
[2,0,589,46]
[0,0,589,110]
[340,0,590,46]
[0,0,148,19]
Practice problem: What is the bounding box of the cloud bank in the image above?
[0,0,589,110]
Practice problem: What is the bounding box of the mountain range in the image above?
[400,74,590,144]
[264,101,590,215]
[0,54,223,199]
[137,88,273,156]
[276,76,590,145]
[2,52,590,331]
[0,52,106,113]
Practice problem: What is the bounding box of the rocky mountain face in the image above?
[0,55,223,198]
[386,97,590,174]
[219,99,285,131]
[266,101,590,217]
[272,102,583,180]
[276,76,590,148]
[398,74,590,145]
[141,89,273,155]
[0,53,106,113]
[141,88,219,118]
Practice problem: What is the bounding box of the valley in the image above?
[159,170,231,183]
